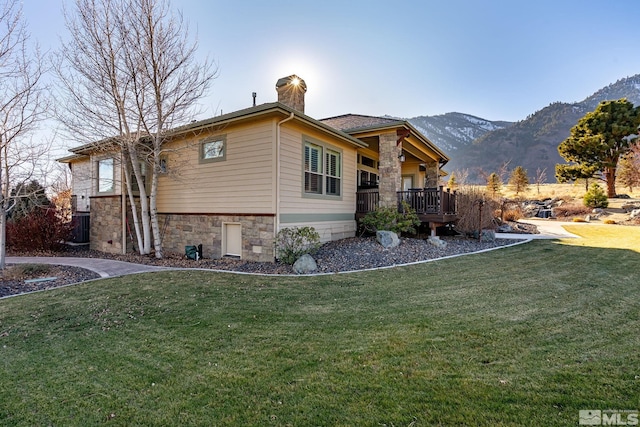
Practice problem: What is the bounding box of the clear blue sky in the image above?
[23,0,640,123]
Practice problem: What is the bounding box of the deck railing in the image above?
[356,186,457,216]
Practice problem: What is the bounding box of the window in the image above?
[97,158,115,193]
[159,156,168,174]
[304,142,322,194]
[325,149,341,196]
[304,140,342,197]
[200,136,226,162]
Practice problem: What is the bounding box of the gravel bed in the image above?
[1,265,101,298]
[2,230,530,298]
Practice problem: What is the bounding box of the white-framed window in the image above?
[304,139,342,197]
[325,149,341,196]
[200,136,226,163]
[97,158,115,193]
[305,142,323,194]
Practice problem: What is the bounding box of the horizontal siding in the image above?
[278,220,356,243]
[279,123,357,215]
[157,120,275,213]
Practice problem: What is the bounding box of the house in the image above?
[59,75,456,262]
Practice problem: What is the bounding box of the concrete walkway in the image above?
[5,256,169,278]
[496,219,583,240]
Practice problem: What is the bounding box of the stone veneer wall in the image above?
[425,159,439,187]
[378,132,402,208]
[90,196,124,254]
[158,213,276,262]
[89,196,276,262]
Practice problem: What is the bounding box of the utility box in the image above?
[71,213,90,243]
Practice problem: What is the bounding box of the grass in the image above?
[0,227,639,425]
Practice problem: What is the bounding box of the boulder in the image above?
[497,224,513,233]
[621,202,640,212]
[523,204,541,217]
[427,236,447,249]
[480,229,496,242]
[376,230,400,249]
[630,209,640,219]
[293,254,318,274]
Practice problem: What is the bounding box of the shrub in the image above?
[6,207,72,252]
[603,219,616,224]
[583,183,609,208]
[455,187,499,235]
[553,203,591,218]
[275,227,321,265]
[359,201,420,235]
[572,217,587,222]
[502,206,524,222]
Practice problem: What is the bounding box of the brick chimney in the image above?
[276,75,307,113]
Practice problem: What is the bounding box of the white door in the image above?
[223,223,242,257]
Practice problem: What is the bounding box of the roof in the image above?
[321,114,450,164]
[320,114,404,133]
[59,103,367,161]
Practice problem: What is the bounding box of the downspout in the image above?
[275,112,295,241]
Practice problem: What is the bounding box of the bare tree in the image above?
[0,0,48,268]
[533,167,547,195]
[55,0,151,255]
[122,0,216,258]
[56,0,215,258]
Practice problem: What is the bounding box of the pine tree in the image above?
[509,166,529,196]
[447,173,457,191]
[486,172,502,198]
[556,99,640,197]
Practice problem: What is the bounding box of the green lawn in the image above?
[0,227,639,426]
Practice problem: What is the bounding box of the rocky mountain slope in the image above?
[408,74,640,182]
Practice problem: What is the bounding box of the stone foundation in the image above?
[90,196,124,254]
[89,195,276,261]
[157,213,275,262]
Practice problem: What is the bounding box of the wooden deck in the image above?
[356,186,458,234]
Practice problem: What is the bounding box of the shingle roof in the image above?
[320,114,403,132]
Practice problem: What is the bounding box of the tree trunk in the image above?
[0,209,6,270]
[605,166,617,198]
[150,146,162,259]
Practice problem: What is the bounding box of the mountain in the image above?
[409,112,514,153]
[408,74,640,182]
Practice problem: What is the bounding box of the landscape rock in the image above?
[497,224,513,233]
[376,230,400,249]
[523,204,541,217]
[621,202,640,212]
[480,230,496,242]
[427,236,448,249]
[292,254,318,274]
[630,209,640,219]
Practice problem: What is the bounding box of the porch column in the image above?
[425,159,439,187]
[378,131,402,208]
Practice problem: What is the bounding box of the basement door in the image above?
[223,223,242,258]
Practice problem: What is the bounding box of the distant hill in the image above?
[408,74,640,182]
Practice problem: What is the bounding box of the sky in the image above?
[21,0,640,124]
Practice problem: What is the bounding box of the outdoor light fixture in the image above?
[398,152,406,162]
